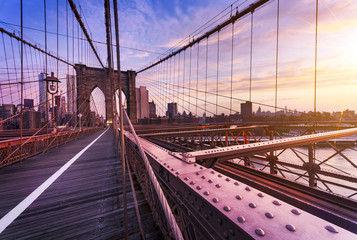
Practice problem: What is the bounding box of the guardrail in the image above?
[0,127,102,168]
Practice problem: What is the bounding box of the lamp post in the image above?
[45,72,60,133]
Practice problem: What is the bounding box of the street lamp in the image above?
[45,72,60,133]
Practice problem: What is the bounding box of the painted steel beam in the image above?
[139,125,269,138]
[182,128,357,162]
[124,131,357,238]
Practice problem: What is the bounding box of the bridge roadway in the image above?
[0,127,162,239]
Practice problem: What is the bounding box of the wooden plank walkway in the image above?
[0,127,163,239]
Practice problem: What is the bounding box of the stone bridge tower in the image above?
[75,64,137,125]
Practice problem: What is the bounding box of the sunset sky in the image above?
[0,0,356,117]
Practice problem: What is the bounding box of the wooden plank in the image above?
[0,128,162,239]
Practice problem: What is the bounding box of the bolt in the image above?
[265,212,274,219]
[212,197,219,203]
[184,177,189,181]
[201,175,206,179]
[208,179,213,183]
[226,178,230,182]
[291,209,301,215]
[194,163,197,167]
[204,191,210,196]
[273,200,282,206]
[175,171,179,175]
[236,195,243,200]
[196,172,200,175]
[249,203,257,208]
[196,185,202,190]
[223,206,231,212]
[255,228,265,236]
[325,225,339,233]
[286,224,296,232]
[190,181,195,185]
[237,216,246,223]
[218,174,222,178]
[234,182,239,186]
[245,186,251,191]
[257,193,264,198]
[215,184,221,188]
[211,171,215,174]
[200,166,203,169]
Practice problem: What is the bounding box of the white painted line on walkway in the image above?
[0,127,109,234]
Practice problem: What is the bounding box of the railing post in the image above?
[269,129,277,174]
[307,143,317,187]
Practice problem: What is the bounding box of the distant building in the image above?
[66,74,76,114]
[241,101,252,121]
[166,102,178,118]
[23,111,41,129]
[24,99,34,110]
[39,73,50,120]
[0,104,15,119]
[149,101,156,118]
[136,86,149,119]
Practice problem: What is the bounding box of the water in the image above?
[232,144,357,199]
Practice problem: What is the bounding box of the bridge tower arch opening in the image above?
[90,86,106,125]
[115,89,127,112]
[76,64,137,125]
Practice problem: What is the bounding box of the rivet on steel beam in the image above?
[265,212,274,219]
[249,203,257,208]
[184,177,190,181]
[237,216,246,223]
[291,209,301,215]
[255,228,265,236]
[200,166,204,169]
[196,172,200,175]
[190,181,196,185]
[211,171,215,174]
[236,195,243,200]
[215,184,221,188]
[234,182,239,186]
[175,171,179,175]
[201,175,206,179]
[245,186,251,191]
[171,168,174,171]
[194,163,197,167]
[286,224,296,232]
[226,178,230,182]
[325,225,339,233]
[273,200,282,206]
[257,193,264,198]
[167,165,170,168]
[218,174,222,178]
[196,185,202,190]
[212,197,219,203]
[223,206,231,212]
[164,163,166,165]
[204,191,210,196]
[208,179,213,183]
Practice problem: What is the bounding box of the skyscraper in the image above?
[167,102,178,118]
[136,86,149,119]
[66,74,76,114]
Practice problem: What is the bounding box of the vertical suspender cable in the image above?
[230,20,234,116]
[189,45,192,113]
[20,0,24,163]
[216,30,220,117]
[183,50,186,113]
[112,0,135,238]
[205,37,208,117]
[314,0,318,121]
[196,43,199,116]
[275,0,280,117]
[177,54,180,111]
[249,9,254,102]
